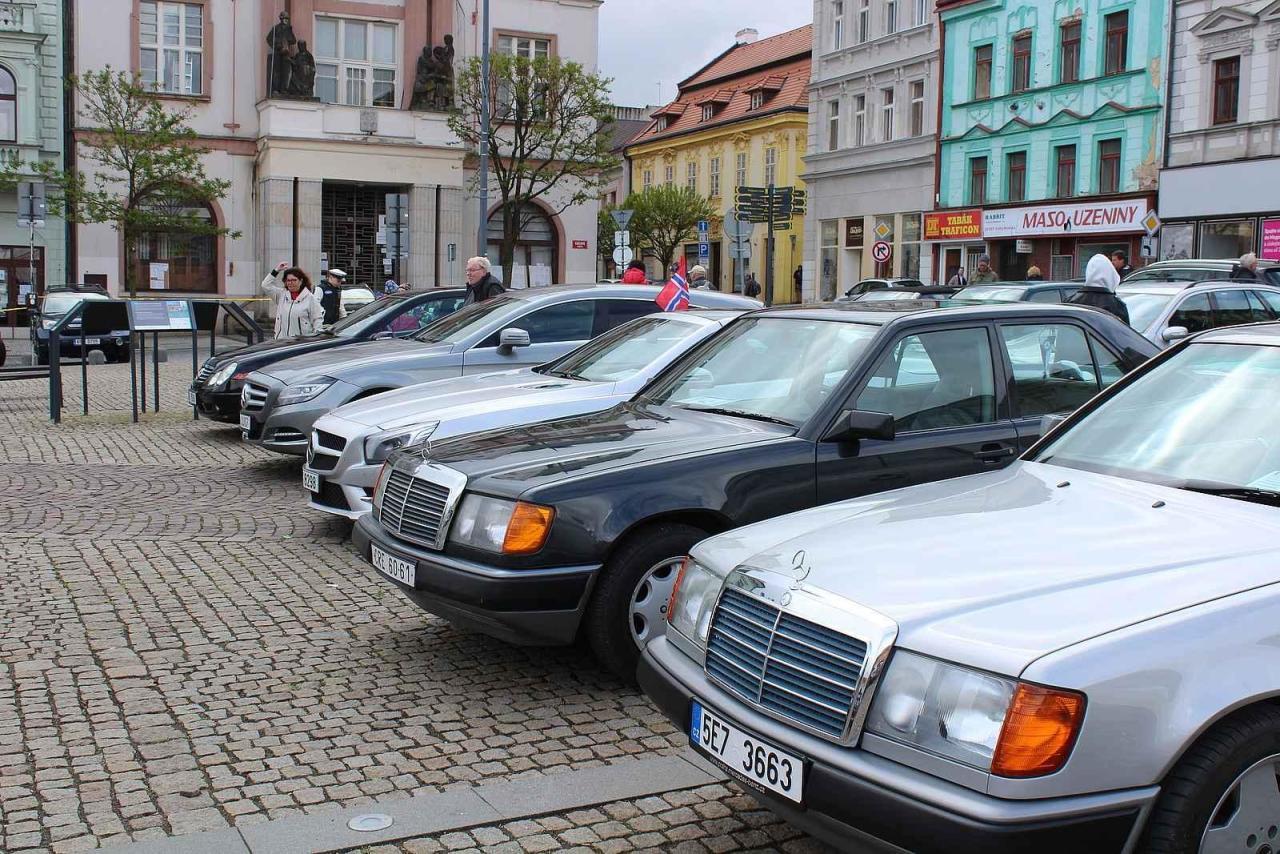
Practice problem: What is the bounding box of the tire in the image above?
[584,522,708,679]
[34,346,48,366]
[1141,704,1280,853]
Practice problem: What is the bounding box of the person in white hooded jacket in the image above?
[262,262,326,338]
[1066,253,1130,325]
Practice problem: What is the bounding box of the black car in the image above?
[354,302,1157,675]
[953,280,1082,303]
[30,285,130,364]
[191,289,465,422]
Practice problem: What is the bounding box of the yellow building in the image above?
[624,26,812,303]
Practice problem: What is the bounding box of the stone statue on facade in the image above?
[266,12,298,97]
[290,40,316,98]
[411,34,455,111]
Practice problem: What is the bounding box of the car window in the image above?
[1169,293,1213,334]
[543,315,697,383]
[1264,269,1280,288]
[1213,289,1269,327]
[1119,292,1174,332]
[1088,335,1127,389]
[1000,324,1100,418]
[509,300,596,344]
[954,286,1028,302]
[594,298,657,335]
[384,296,464,334]
[1254,290,1280,317]
[1027,289,1063,303]
[855,327,996,432]
[416,294,521,343]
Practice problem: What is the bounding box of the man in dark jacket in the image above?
[464,257,505,304]
[318,269,346,325]
[1110,249,1133,279]
[1230,253,1262,281]
[1067,254,1130,325]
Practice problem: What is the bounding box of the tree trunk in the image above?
[123,225,138,298]
[500,204,519,287]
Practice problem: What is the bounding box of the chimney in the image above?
[735,28,759,45]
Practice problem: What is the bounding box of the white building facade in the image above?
[802,0,940,300]
[72,0,602,298]
[1159,0,1280,261]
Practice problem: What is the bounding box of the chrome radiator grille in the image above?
[241,383,269,412]
[706,587,868,739]
[195,362,217,386]
[378,469,453,549]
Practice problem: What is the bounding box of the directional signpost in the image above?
[611,209,637,273]
[697,219,710,272]
[734,185,807,305]
[724,214,753,294]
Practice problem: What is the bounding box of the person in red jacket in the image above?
[621,260,648,284]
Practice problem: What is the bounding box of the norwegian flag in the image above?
[656,256,690,312]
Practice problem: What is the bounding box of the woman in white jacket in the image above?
[262,263,326,339]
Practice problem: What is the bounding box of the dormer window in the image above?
[702,104,715,122]
[656,116,669,132]
[750,91,765,110]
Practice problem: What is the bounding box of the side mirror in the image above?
[497,327,531,354]
[1161,326,1190,344]
[821,409,896,444]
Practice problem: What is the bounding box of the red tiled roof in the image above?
[627,27,812,147]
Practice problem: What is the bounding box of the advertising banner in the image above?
[983,199,1148,238]
[1261,219,1280,261]
[923,209,982,241]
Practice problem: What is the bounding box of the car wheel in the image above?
[34,347,48,366]
[1143,705,1280,854]
[584,522,708,679]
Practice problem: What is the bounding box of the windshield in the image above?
[541,315,699,383]
[1036,342,1280,498]
[1119,291,1175,331]
[642,317,879,426]
[859,290,922,302]
[955,286,1028,302]
[328,296,403,337]
[413,295,520,344]
[43,294,106,315]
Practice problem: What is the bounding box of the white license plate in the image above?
[187,390,197,407]
[690,701,804,803]
[302,469,321,493]
[239,413,252,432]
[83,337,100,346]
[371,544,415,587]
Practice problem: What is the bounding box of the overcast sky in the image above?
[599,2,813,107]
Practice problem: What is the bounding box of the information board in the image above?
[128,299,194,332]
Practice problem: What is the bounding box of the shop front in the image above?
[978,196,1154,280]
[925,209,985,284]
[1159,160,1280,262]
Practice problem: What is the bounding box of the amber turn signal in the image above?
[501,502,556,555]
[991,683,1086,777]
[666,558,692,624]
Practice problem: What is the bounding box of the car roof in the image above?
[1192,322,1280,345]
[964,280,1077,288]
[751,300,1122,325]
[1119,280,1280,294]
[493,283,760,309]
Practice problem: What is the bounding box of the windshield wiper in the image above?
[683,406,796,427]
[1179,482,1280,508]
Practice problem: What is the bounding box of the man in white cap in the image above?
[688,265,714,290]
[319,268,346,324]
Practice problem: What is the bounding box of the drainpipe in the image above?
[63,0,77,282]
[1161,1,1176,171]
[932,13,946,282]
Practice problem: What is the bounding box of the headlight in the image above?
[865,651,1084,777]
[666,558,730,648]
[277,380,334,406]
[208,362,238,388]
[363,422,440,464]
[448,494,554,555]
[41,318,58,330]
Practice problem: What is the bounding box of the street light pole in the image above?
[476,0,491,260]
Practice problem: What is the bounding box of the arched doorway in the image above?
[486,202,559,287]
[130,203,219,293]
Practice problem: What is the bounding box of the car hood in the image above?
[413,403,793,493]
[210,334,346,368]
[260,339,456,384]
[332,369,606,430]
[700,462,1280,677]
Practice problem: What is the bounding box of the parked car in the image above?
[851,287,962,302]
[641,321,1280,853]
[241,284,761,455]
[1118,280,1280,348]
[837,278,925,301]
[306,310,745,519]
[953,281,1082,303]
[353,302,1156,675]
[190,289,465,422]
[1123,257,1280,286]
[30,285,129,364]
[340,287,376,315]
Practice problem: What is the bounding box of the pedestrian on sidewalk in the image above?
[1066,254,1130,325]
[464,257,505,304]
[262,262,326,339]
[318,269,346,324]
[971,254,999,283]
[621,260,648,284]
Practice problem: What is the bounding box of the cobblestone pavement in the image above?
[0,364,827,853]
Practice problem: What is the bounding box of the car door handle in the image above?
[974,443,1015,463]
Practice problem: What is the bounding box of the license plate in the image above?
[690,701,804,803]
[83,337,100,346]
[302,469,321,493]
[371,544,415,587]
[187,390,197,407]
[239,413,252,432]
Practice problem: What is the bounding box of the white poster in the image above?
[983,199,1149,239]
[530,265,552,288]
[511,265,529,289]
[149,262,169,290]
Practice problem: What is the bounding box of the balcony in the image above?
[1167,119,1280,168]
[256,99,461,151]
[0,2,39,35]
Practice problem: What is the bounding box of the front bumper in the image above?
[242,379,357,455]
[353,513,600,646]
[192,385,241,422]
[304,415,381,518]
[638,637,1155,854]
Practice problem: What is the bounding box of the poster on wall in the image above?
[530,265,552,288]
[148,262,169,290]
[983,199,1148,239]
[1262,219,1280,261]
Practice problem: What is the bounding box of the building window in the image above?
[1213,56,1240,125]
[915,0,928,27]
[0,67,14,142]
[664,164,674,186]
[1011,33,1031,93]
[315,17,398,107]
[497,34,551,59]
[655,116,669,132]
[820,220,840,300]
[833,1,846,50]
[687,161,699,192]
[1007,151,1027,202]
[1059,20,1081,84]
[750,91,765,110]
[736,152,748,188]
[1199,220,1256,259]
[909,81,925,136]
[974,45,993,100]
[642,169,653,190]
[880,88,895,141]
[1104,11,1128,76]
[969,156,988,205]
[902,213,922,278]
[886,0,898,34]
[765,147,778,186]
[701,104,713,122]
[1055,144,1076,197]
[858,0,870,43]
[133,203,218,293]
[710,157,721,197]
[853,94,866,146]
[828,100,841,151]
[1098,138,1121,193]
[139,2,204,96]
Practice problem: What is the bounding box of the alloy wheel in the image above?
[628,557,683,647]
[1201,753,1280,854]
